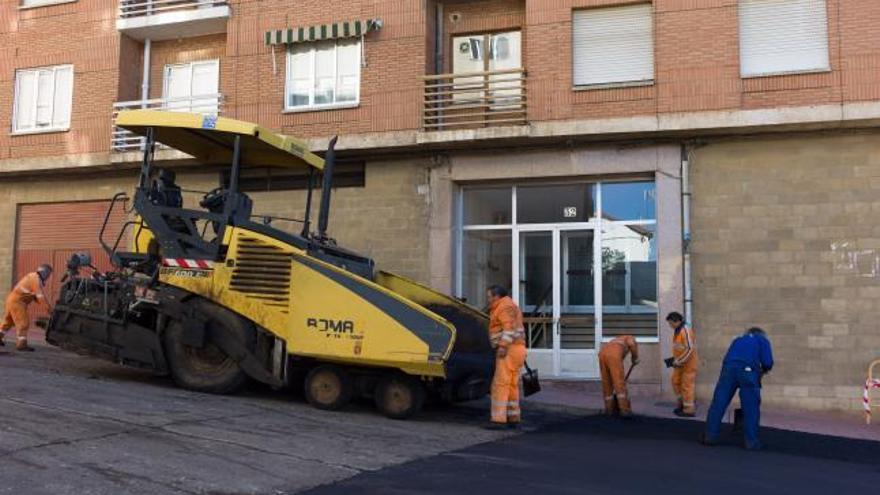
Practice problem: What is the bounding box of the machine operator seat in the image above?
[147,169,190,235]
[149,169,183,208]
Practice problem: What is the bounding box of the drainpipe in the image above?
[681,144,693,325]
[141,38,151,106]
[434,2,444,74]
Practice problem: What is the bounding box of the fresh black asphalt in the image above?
[304,414,880,495]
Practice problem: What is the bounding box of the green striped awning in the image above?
[265,19,382,45]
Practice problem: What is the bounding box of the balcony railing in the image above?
[118,0,227,19]
[422,68,527,131]
[111,94,223,152]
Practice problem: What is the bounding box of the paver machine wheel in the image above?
[374,374,426,419]
[163,299,251,394]
[305,365,354,411]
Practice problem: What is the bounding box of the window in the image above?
[458,181,658,345]
[572,4,654,87]
[451,31,523,108]
[739,0,829,77]
[13,65,73,134]
[286,39,360,111]
[163,60,220,113]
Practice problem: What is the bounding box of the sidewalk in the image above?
[525,379,880,442]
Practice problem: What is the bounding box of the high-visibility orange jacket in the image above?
[672,324,697,367]
[601,335,639,362]
[9,272,45,307]
[488,296,525,349]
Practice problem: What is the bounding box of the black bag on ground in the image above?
[522,362,541,397]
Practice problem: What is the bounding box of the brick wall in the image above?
[118,35,144,103]
[2,0,880,162]
[690,131,880,410]
[148,35,228,100]
[225,0,428,138]
[0,0,119,161]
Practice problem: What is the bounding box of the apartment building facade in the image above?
[1,0,879,411]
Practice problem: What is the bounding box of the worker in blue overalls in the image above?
[702,327,774,450]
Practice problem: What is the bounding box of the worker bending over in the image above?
[485,284,527,430]
[666,312,698,417]
[598,334,639,417]
[703,327,774,451]
[1,264,53,352]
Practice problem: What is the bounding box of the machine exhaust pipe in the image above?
[317,136,338,240]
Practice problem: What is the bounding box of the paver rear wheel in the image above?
[163,300,250,394]
[305,365,353,411]
[374,374,425,420]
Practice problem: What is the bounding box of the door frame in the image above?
[513,221,602,378]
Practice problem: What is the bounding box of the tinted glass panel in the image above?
[517,184,596,223]
[602,181,655,221]
[461,230,512,309]
[602,223,656,309]
[463,187,511,225]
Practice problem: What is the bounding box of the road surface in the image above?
[1,342,878,494]
[307,413,880,495]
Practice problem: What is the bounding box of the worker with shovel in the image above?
[599,334,639,417]
[0,264,53,352]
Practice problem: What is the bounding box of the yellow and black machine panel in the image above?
[46,110,491,418]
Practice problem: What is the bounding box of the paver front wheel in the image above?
[305,365,353,411]
[374,374,426,420]
[163,300,250,395]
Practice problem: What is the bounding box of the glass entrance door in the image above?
[459,181,659,380]
[517,228,600,378]
[558,229,599,376]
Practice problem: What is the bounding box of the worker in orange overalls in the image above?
[598,334,639,417]
[1,264,53,352]
[666,311,698,417]
[485,284,527,430]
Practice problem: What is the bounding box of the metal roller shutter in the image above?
[738,0,829,77]
[14,200,127,320]
[572,4,654,87]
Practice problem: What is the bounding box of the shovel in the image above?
[612,360,638,415]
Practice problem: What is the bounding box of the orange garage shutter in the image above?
[13,200,127,320]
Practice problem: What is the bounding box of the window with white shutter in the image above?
[12,65,73,134]
[285,38,361,111]
[162,60,220,113]
[738,0,830,77]
[572,4,654,87]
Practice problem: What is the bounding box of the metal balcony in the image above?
[117,0,230,41]
[111,94,223,152]
[422,68,527,131]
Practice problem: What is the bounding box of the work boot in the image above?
[16,341,35,352]
[603,399,616,416]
